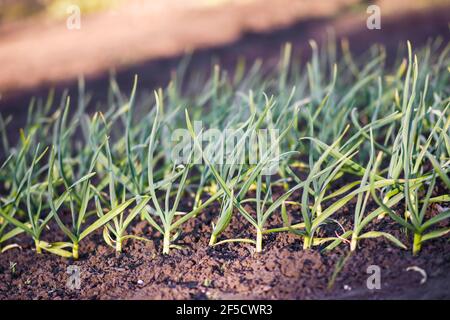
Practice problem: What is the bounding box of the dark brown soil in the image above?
[1,192,449,300]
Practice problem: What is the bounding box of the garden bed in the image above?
[0,35,449,300]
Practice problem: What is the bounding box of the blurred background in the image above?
[0,0,449,112]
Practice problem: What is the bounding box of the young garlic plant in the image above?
[145,94,223,255]
[44,99,141,259]
[48,142,139,259]
[369,111,450,255]
[292,128,365,249]
[0,122,33,253]
[0,144,53,254]
[186,97,298,253]
[323,131,407,252]
[369,43,450,255]
[93,136,151,253]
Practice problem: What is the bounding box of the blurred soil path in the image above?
[0,0,448,111]
[0,0,358,95]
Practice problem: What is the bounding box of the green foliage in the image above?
[0,39,448,259]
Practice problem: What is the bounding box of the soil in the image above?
[1,187,449,300]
